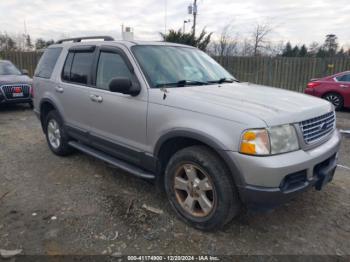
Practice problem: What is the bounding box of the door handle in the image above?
[89,94,103,103]
[55,86,64,93]
[340,84,348,88]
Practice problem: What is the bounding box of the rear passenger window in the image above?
[96,52,133,90]
[34,47,62,79]
[70,52,94,85]
[62,51,94,85]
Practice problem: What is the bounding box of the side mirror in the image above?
[108,77,140,96]
[21,69,29,75]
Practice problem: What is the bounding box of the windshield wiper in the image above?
[208,78,238,84]
[155,80,209,88]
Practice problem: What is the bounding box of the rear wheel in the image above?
[45,110,72,156]
[323,93,344,111]
[164,146,241,231]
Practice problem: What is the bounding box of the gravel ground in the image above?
[0,104,349,256]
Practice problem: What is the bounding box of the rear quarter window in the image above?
[34,47,62,79]
[336,74,350,82]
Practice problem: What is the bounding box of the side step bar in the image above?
[68,141,155,180]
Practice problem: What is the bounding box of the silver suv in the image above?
[33,36,341,231]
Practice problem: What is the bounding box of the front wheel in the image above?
[164,146,241,231]
[324,93,344,111]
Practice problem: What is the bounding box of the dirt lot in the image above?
[0,104,349,256]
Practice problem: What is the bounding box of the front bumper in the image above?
[230,130,341,209]
[0,92,32,104]
[0,97,32,104]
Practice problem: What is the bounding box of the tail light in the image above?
[307,82,321,88]
[30,85,34,98]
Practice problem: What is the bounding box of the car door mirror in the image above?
[108,77,140,96]
[21,69,29,75]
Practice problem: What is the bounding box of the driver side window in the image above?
[96,52,133,90]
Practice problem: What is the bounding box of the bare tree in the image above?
[251,23,272,56]
[0,32,17,51]
[213,24,238,57]
[239,38,254,56]
[265,41,284,56]
[308,42,320,57]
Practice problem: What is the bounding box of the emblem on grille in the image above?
[319,122,328,131]
[12,87,22,93]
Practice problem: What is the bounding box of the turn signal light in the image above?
[240,129,270,155]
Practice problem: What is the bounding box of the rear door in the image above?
[57,46,96,143]
[336,73,350,105]
[86,45,149,166]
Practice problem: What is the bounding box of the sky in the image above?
[0,0,349,47]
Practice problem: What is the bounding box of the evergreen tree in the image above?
[299,45,308,57]
[316,48,327,58]
[323,34,338,56]
[0,34,16,51]
[46,39,55,46]
[282,42,293,57]
[160,28,212,51]
[25,35,33,50]
[6,37,16,50]
[291,46,300,57]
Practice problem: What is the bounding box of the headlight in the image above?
[269,125,299,154]
[240,125,299,156]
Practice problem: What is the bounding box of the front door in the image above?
[86,46,148,165]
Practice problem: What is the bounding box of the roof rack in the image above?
[56,36,114,44]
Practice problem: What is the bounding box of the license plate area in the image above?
[12,92,24,97]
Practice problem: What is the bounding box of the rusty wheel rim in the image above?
[173,163,216,217]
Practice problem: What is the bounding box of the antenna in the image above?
[164,0,167,34]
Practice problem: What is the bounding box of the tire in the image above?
[323,92,344,111]
[164,145,241,231]
[45,110,72,156]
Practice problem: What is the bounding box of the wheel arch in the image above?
[154,130,244,188]
[322,91,344,109]
[322,91,344,99]
[39,98,63,132]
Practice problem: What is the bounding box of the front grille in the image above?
[0,84,31,99]
[299,111,335,144]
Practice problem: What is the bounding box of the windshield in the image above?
[0,61,22,76]
[132,45,236,88]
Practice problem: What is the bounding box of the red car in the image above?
[305,71,350,110]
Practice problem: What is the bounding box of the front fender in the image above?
[154,129,245,187]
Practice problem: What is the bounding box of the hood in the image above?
[0,75,32,85]
[149,82,333,127]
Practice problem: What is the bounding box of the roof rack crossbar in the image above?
[56,36,114,44]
